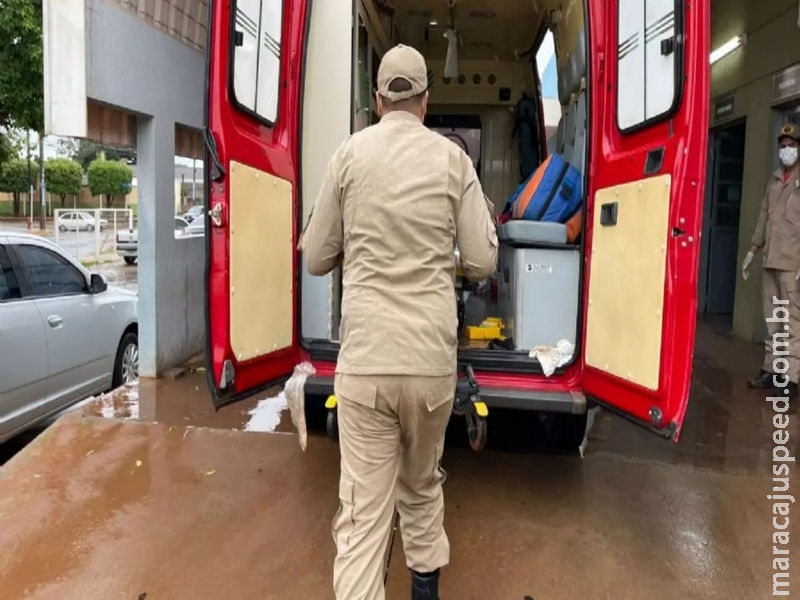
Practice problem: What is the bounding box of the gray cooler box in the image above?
[494,221,580,351]
[497,220,568,245]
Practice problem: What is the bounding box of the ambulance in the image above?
[203,0,710,449]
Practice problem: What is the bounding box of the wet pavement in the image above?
[95,259,138,292]
[0,321,798,599]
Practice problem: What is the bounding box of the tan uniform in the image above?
[751,168,800,381]
[301,50,497,598]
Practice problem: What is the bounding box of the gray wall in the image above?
[88,0,206,374]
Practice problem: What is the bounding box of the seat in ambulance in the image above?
[554,30,587,182]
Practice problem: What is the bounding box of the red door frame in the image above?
[205,0,309,406]
[580,0,710,440]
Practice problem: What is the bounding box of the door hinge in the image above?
[210,202,224,227]
[219,359,235,390]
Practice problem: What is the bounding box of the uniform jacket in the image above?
[751,168,800,272]
[301,110,498,377]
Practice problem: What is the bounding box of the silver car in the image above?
[0,233,138,444]
[57,210,109,232]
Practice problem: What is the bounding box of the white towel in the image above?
[529,339,575,376]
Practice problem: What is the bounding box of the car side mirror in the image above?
[90,273,108,294]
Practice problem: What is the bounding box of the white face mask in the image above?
[780,146,798,167]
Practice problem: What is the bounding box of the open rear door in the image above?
[205,0,307,406]
[581,0,709,440]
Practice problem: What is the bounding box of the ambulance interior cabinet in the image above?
[494,242,581,351]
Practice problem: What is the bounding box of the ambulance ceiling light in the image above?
[710,35,745,65]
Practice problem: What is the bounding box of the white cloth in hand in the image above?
[742,250,754,281]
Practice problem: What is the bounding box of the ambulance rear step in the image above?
[306,370,586,451]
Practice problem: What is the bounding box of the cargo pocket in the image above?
[335,374,378,410]
[431,438,448,489]
[425,375,456,413]
[331,472,356,551]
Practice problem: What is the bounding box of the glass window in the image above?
[231,0,284,124]
[15,245,88,297]
[0,246,21,301]
[616,0,681,131]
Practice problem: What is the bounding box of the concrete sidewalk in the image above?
[0,321,796,598]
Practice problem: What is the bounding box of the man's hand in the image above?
[742,250,754,281]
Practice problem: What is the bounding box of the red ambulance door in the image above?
[204,0,307,406]
[581,0,710,440]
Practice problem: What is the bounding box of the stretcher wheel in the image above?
[326,409,339,443]
[467,416,487,452]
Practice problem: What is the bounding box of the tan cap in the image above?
[779,122,800,142]
[377,44,429,101]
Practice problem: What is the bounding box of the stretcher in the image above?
[324,362,489,452]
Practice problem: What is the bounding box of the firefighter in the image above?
[743,122,800,399]
[300,44,498,600]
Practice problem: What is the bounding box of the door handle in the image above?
[47,315,63,328]
[600,202,618,226]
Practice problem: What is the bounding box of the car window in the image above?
[15,244,88,297]
[0,246,21,301]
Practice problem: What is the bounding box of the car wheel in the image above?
[58,225,67,232]
[87,224,95,232]
[123,257,137,265]
[112,331,139,388]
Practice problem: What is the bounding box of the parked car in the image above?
[179,216,206,237]
[57,211,108,232]
[182,205,204,223]
[116,216,190,265]
[0,233,138,444]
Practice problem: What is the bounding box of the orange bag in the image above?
[565,210,582,243]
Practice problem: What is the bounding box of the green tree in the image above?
[0,158,37,217]
[0,0,44,133]
[45,158,83,207]
[87,159,132,207]
[0,133,16,167]
[72,141,123,171]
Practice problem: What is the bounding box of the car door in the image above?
[0,241,49,441]
[204,0,309,406]
[14,242,109,411]
[581,0,709,441]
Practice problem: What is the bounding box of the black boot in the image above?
[747,369,773,389]
[411,569,439,600]
[770,380,799,400]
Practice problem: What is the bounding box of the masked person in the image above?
[743,123,800,399]
[300,44,498,600]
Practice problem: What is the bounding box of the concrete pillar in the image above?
[136,115,207,377]
[137,115,177,377]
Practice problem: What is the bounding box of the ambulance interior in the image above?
[302,0,589,372]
